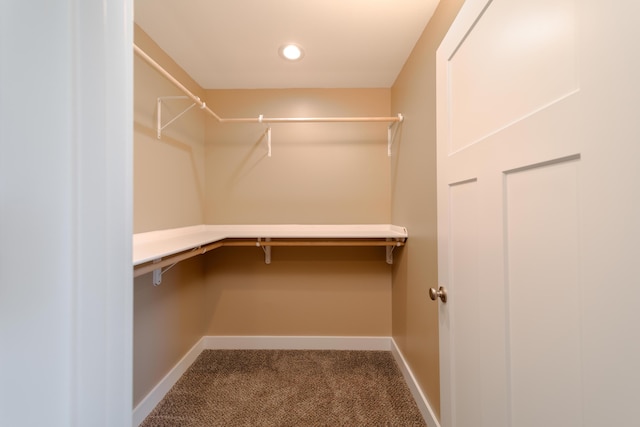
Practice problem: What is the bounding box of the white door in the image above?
[436,1,640,426]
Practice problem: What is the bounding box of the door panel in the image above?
[449,179,481,427]
[505,157,582,427]
[437,0,640,426]
[448,0,578,153]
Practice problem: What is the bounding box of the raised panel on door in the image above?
[446,0,578,153]
[448,179,481,427]
[504,156,583,427]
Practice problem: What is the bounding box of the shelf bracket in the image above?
[386,239,404,265]
[258,114,271,157]
[258,115,272,157]
[257,238,272,264]
[387,113,404,157]
[156,96,201,139]
[267,127,272,157]
[152,259,162,286]
[153,259,179,286]
[151,248,198,285]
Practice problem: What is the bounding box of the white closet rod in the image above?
[134,44,223,121]
[133,43,403,125]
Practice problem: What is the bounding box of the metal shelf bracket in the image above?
[257,238,272,264]
[152,259,162,286]
[259,115,272,157]
[385,238,404,264]
[156,96,202,139]
[388,113,404,156]
[151,247,199,285]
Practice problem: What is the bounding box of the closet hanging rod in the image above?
[224,116,402,124]
[133,43,403,125]
[134,44,222,122]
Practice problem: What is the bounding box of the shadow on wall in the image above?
[202,246,393,337]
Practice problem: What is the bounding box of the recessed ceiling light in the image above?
[279,44,304,61]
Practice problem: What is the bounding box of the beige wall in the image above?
[133,258,206,404]
[134,26,206,233]
[390,0,465,419]
[203,89,391,224]
[133,26,208,406]
[204,247,391,336]
[201,88,393,336]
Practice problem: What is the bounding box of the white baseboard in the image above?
[132,338,205,427]
[132,336,439,427]
[391,339,441,427]
[202,335,392,351]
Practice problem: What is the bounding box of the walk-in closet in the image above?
[131,1,449,425]
[4,0,640,425]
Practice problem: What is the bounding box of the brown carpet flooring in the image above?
[141,350,427,426]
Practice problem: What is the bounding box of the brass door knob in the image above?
[429,286,447,303]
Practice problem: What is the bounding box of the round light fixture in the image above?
[279,44,304,61]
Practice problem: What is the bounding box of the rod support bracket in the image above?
[258,238,272,264]
[156,96,197,139]
[152,259,162,286]
[387,113,404,157]
[385,238,405,264]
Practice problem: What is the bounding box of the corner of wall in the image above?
[133,26,209,406]
[389,0,466,421]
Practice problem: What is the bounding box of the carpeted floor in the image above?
[141,350,427,426]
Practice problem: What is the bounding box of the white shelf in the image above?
[134,224,408,266]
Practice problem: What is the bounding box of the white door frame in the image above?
[0,1,133,425]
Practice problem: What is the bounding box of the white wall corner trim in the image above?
[390,339,441,427]
[133,336,439,427]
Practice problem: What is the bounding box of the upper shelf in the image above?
[133,224,408,266]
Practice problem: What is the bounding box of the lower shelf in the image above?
[134,237,405,279]
[133,224,408,285]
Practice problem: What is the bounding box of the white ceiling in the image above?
[134,0,440,89]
